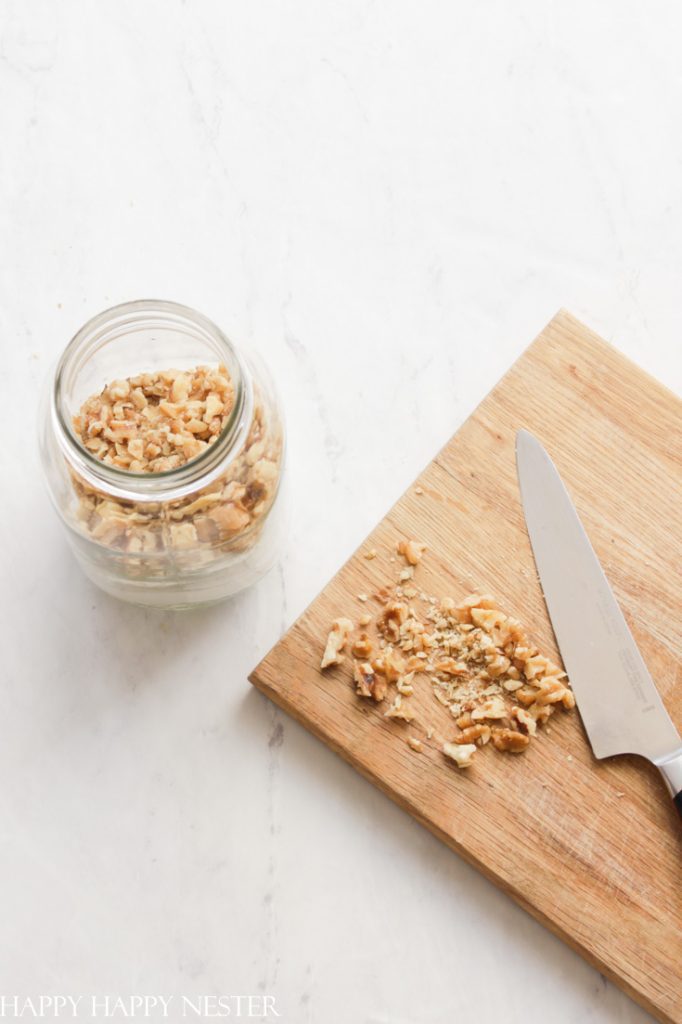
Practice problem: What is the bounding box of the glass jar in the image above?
[39,300,286,608]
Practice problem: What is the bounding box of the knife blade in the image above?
[515,429,682,816]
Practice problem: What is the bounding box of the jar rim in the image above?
[51,299,254,503]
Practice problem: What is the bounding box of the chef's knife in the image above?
[516,429,682,818]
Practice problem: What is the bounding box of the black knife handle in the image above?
[675,790,682,821]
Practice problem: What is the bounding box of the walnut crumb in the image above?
[353,660,386,702]
[407,736,423,752]
[320,618,354,669]
[491,728,530,753]
[443,741,476,768]
[384,695,415,722]
[471,696,507,721]
[397,539,427,565]
[456,724,491,746]
[351,635,373,658]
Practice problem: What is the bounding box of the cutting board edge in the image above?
[249,665,676,1024]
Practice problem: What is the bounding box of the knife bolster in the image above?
[655,747,682,801]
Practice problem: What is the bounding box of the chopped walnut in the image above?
[384,695,415,722]
[486,653,511,678]
[514,685,540,706]
[534,676,571,706]
[372,649,405,683]
[397,539,427,566]
[407,736,423,752]
[512,706,537,736]
[470,607,507,633]
[321,618,354,669]
[351,635,373,659]
[443,741,477,768]
[456,724,491,746]
[528,702,554,725]
[372,675,388,702]
[354,661,384,701]
[378,601,409,642]
[491,728,530,753]
[169,522,198,549]
[405,655,427,673]
[433,658,468,676]
[453,594,497,624]
[396,672,415,695]
[471,696,507,721]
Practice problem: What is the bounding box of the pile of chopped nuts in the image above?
[69,365,282,561]
[320,540,574,769]
[73,365,236,473]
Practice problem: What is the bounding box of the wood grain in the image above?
[250,311,682,1024]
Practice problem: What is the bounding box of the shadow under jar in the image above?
[40,300,286,608]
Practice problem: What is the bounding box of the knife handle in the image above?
[656,750,682,820]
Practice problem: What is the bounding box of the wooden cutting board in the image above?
[250,310,682,1024]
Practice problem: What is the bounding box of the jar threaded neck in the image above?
[52,299,253,503]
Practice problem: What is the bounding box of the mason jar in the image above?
[39,300,286,608]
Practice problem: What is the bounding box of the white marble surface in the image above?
[1,2,680,1021]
